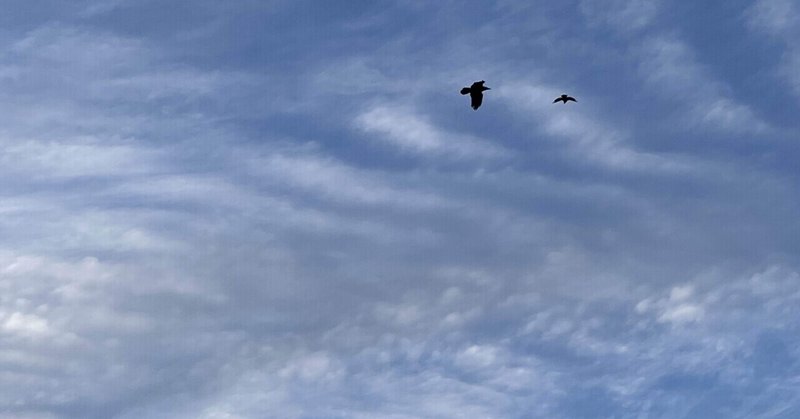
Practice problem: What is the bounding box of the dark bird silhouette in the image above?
[553,94,577,104]
[461,80,491,110]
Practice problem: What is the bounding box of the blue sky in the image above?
[0,1,799,418]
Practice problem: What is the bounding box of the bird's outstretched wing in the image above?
[566,96,577,102]
[471,92,483,110]
[460,87,471,95]
[553,97,562,103]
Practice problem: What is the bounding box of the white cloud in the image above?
[0,140,161,179]
[11,25,143,70]
[497,82,685,172]
[78,0,129,17]
[747,0,800,97]
[2,312,51,337]
[638,36,769,133]
[577,4,772,133]
[747,0,798,38]
[278,351,344,382]
[313,58,395,95]
[375,303,423,327]
[669,284,694,301]
[636,284,705,325]
[658,302,704,324]
[0,3,795,418]
[248,151,449,210]
[580,0,660,33]
[454,344,501,370]
[355,105,509,160]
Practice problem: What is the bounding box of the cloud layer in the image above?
[0,1,799,418]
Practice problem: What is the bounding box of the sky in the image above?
[0,0,799,418]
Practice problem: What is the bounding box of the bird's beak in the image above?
[485,87,491,90]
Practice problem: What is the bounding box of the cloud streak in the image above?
[0,1,798,418]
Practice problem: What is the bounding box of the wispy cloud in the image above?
[355,105,510,161]
[747,0,800,97]
[580,0,660,33]
[0,1,797,418]
[497,81,687,172]
[637,36,770,133]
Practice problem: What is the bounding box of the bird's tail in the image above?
[460,87,471,95]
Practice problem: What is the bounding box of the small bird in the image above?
[461,80,491,110]
[553,94,577,104]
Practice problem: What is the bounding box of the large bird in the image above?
[553,94,577,104]
[461,80,491,110]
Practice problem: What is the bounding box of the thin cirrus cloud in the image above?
[747,0,800,96]
[580,0,770,134]
[247,151,450,210]
[636,36,770,133]
[0,0,798,418]
[355,105,510,161]
[579,0,660,32]
[495,81,686,172]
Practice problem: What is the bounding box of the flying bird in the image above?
[553,94,577,104]
[460,80,491,110]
